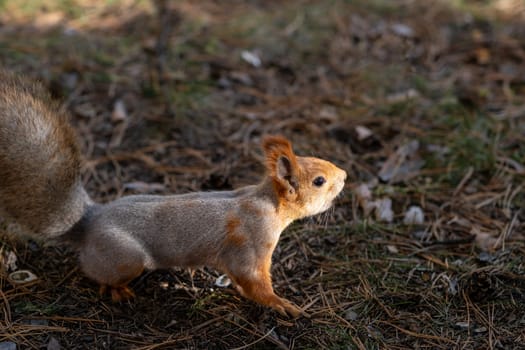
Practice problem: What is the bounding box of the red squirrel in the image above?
[0,70,346,317]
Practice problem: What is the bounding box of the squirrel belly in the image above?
[0,70,92,238]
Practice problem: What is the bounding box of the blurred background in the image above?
[0,0,524,349]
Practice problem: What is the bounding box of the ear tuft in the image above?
[262,135,298,176]
[262,135,300,200]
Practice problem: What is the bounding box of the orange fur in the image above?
[262,135,301,204]
[262,135,299,178]
[239,200,262,215]
[229,253,301,317]
[225,215,246,247]
[98,263,144,302]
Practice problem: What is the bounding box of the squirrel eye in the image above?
[313,176,326,187]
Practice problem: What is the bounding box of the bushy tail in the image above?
[0,70,91,239]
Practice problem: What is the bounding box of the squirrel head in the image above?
[262,135,347,220]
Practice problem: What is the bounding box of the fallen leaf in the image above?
[241,50,261,67]
[455,321,470,329]
[374,198,394,223]
[391,23,414,38]
[378,140,424,183]
[386,245,399,254]
[355,125,373,140]
[354,183,372,208]
[109,99,129,148]
[386,89,419,104]
[403,206,425,225]
[319,105,339,121]
[111,99,128,122]
[474,326,488,333]
[1,249,17,271]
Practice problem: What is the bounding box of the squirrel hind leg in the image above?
[103,264,143,302]
[79,233,146,301]
[99,284,136,302]
[97,267,142,302]
[82,255,144,302]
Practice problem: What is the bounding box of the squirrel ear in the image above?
[262,135,299,199]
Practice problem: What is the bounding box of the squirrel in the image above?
[0,70,347,317]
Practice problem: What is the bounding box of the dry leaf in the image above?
[378,140,424,183]
[354,183,372,208]
[355,125,373,140]
[319,105,339,121]
[374,198,394,223]
[403,206,425,225]
[386,245,399,253]
[391,23,414,38]
[1,249,17,271]
[109,99,129,148]
[111,99,128,122]
[386,89,419,104]
[241,50,261,67]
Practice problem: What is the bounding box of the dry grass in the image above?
[1,0,524,348]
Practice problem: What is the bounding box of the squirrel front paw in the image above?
[272,297,305,318]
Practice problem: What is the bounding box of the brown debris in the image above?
[0,0,524,349]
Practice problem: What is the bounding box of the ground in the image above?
[0,0,524,349]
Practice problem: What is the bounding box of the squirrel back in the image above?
[0,70,91,238]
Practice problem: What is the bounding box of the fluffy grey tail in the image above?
[0,70,91,239]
